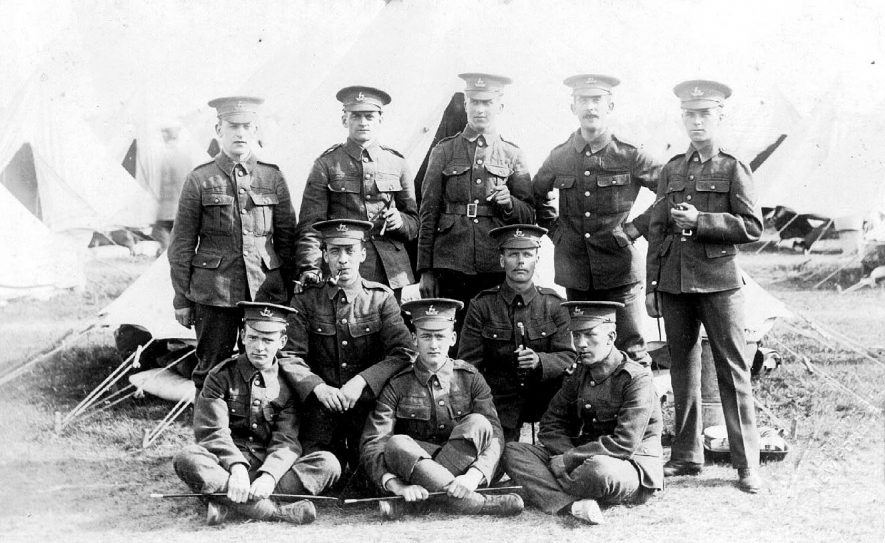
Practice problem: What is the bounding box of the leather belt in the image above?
[444,202,495,218]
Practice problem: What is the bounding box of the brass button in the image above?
[248,436,254,441]
[240,209,247,214]
[711,185,716,189]
[362,156,369,162]
[457,410,462,415]
[251,423,258,429]
[473,218,479,224]
[584,170,591,176]
[492,334,497,338]
[365,327,370,332]
[341,363,347,368]
[476,159,483,165]
[584,191,590,197]
[590,381,596,387]
[341,319,348,324]
[475,179,482,184]
[477,140,484,147]
[473,199,480,203]
[316,327,323,332]
[253,400,260,406]
[213,197,219,203]
[201,261,207,266]
[689,175,695,180]
[585,151,591,157]
[237,170,245,177]
[239,188,245,193]
[439,424,445,429]
[438,400,445,406]
[584,211,590,217]
[541,331,546,336]
[686,195,692,201]
[366,194,372,199]
[365,174,371,180]
[410,413,416,418]
[584,403,591,409]
[584,233,590,239]
[341,340,348,346]
[681,237,687,241]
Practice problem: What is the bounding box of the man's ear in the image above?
[278,334,288,348]
[341,112,348,128]
[410,332,418,347]
[499,254,505,270]
[215,122,222,136]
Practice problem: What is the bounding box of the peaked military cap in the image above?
[674,80,732,110]
[314,219,373,246]
[208,96,264,122]
[490,224,547,249]
[402,298,464,330]
[336,85,391,112]
[237,301,295,332]
[562,301,624,331]
[458,72,512,100]
[563,74,620,97]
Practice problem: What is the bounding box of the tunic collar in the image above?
[414,357,454,389]
[324,279,367,301]
[462,124,498,144]
[572,129,612,154]
[235,353,279,388]
[343,138,381,162]
[499,280,538,307]
[685,142,721,163]
[585,346,626,384]
[215,150,257,177]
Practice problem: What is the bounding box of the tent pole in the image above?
[755,213,799,254]
[0,324,96,387]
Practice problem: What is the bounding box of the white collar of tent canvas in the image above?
[1,0,884,447]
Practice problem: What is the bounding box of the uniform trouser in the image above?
[173,444,341,518]
[503,442,643,514]
[566,281,650,364]
[192,304,243,390]
[382,414,495,488]
[298,395,375,474]
[151,220,174,251]
[660,288,760,469]
[437,270,505,350]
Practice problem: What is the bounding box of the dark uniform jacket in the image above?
[540,348,663,491]
[280,279,416,402]
[646,145,763,294]
[534,130,659,290]
[457,282,575,429]
[295,139,418,289]
[194,354,301,482]
[169,152,297,309]
[417,125,534,275]
[360,358,505,487]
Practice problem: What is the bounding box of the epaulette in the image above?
[615,357,650,379]
[717,146,745,163]
[537,286,564,299]
[256,159,281,170]
[666,151,686,164]
[362,278,393,294]
[476,285,501,297]
[320,143,343,157]
[452,359,478,373]
[610,133,638,149]
[207,354,239,376]
[499,134,520,147]
[391,364,416,380]
[552,135,573,151]
[380,144,404,158]
[435,133,460,146]
[193,158,216,171]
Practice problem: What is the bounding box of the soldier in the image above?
[533,74,660,365]
[151,120,199,251]
[505,301,663,525]
[645,80,764,493]
[458,224,575,442]
[169,96,297,390]
[280,219,416,478]
[173,302,341,526]
[417,73,534,335]
[295,86,418,299]
[361,298,524,518]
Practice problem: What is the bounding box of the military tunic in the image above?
[504,349,663,513]
[279,279,416,466]
[360,358,505,489]
[457,282,575,435]
[174,354,340,498]
[296,140,418,289]
[646,145,763,469]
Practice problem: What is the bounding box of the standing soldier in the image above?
[505,301,663,525]
[417,73,534,334]
[295,86,418,299]
[361,298,524,518]
[645,80,764,493]
[533,74,659,365]
[281,219,416,478]
[151,120,198,251]
[169,96,297,390]
[458,224,575,442]
[173,302,341,526]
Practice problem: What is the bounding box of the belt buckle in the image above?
[681,228,694,237]
[466,203,478,218]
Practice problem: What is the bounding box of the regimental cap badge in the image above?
[475,77,486,88]
[237,301,296,332]
[514,228,525,237]
[335,86,391,112]
[260,307,274,317]
[356,91,366,102]
[426,305,439,315]
[207,96,264,122]
[673,80,732,109]
[489,224,546,249]
[314,219,373,244]
[691,86,704,97]
[401,298,464,330]
[585,76,596,85]
[563,74,620,97]
[458,73,512,97]
[573,308,584,316]
[336,223,349,232]
[561,301,624,331]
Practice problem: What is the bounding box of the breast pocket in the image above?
[665,175,687,209]
[201,193,236,233]
[695,178,731,212]
[248,191,279,236]
[350,316,383,360]
[373,171,402,193]
[395,400,432,439]
[553,175,579,217]
[442,163,471,201]
[596,173,632,213]
[525,319,557,349]
[227,393,249,427]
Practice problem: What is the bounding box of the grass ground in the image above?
[0,251,883,542]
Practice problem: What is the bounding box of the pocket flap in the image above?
[350,317,381,338]
[525,321,557,341]
[443,163,471,176]
[249,192,279,206]
[191,253,222,269]
[202,194,235,206]
[554,176,576,190]
[374,172,402,192]
[481,325,513,341]
[704,243,737,258]
[597,173,630,187]
[696,179,731,193]
[310,321,337,336]
[396,403,431,421]
[484,163,512,177]
[327,175,362,193]
[437,214,456,233]
[666,177,686,192]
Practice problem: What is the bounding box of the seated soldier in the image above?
[458,224,575,442]
[174,302,341,526]
[360,298,524,518]
[504,301,662,525]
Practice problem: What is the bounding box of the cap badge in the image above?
[691,86,704,97]
[259,307,274,317]
[514,229,525,237]
[336,223,349,232]
[426,305,439,315]
[356,92,366,102]
[474,77,486,88]
[573,308,584,316]
[585,76,596,85]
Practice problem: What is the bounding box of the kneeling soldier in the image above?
[504,301,662,525]
[360,298,523,517]
[174,302,341,526]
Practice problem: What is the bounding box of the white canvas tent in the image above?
[0,70,156,233]
[0,184,85,301]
